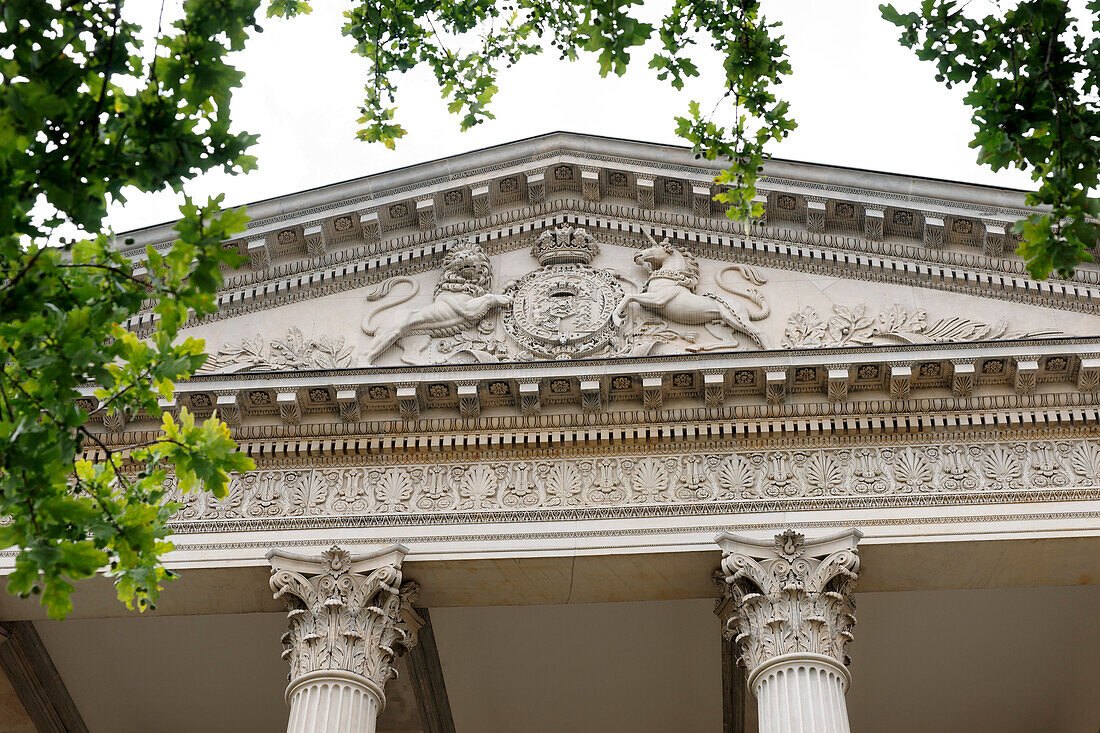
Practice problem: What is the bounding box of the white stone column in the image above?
[268,545,423,733]
[716,529,862,733]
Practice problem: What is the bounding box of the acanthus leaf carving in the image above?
[269,546,419,692]
[200,327,354,374]
[784,303,1061,349]
[717,529,862,674]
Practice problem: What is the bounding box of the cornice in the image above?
[123,202,1100,339]
[116,134,1100,340]
[119,132,1043,251]
[78,339,1100,441]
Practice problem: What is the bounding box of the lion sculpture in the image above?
[361,239,512,364]
[614,233,770,349]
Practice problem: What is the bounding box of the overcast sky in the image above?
[109,0,1044,234]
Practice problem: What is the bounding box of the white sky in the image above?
[108,0,1043,234]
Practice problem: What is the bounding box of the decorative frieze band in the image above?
[165,436,1100,522]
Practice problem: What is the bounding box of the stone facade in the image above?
[51,133,1100,731]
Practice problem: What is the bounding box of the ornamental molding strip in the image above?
[163,434,1100,525]
[80,340,1100,434]
[119,134,1054,256]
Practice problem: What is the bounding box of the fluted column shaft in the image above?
[285,670,383,733]
[716,529,862,733]
[751,654,851,733]
[267,545,423,733]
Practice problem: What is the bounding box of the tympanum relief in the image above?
[194,227,1079,372]
[361,227,776,364]
[614,231,770,351]
[200,327,354,373]
[360,237,513,365]
[783,303,1061,348]
[501,226,626,359]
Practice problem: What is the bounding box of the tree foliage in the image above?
[1,0,1096,619]
[297,0,1097,278]
[0,0,259,618]
[881,0,1100,279]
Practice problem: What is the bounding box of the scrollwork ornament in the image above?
[717,530,862,675]
[268,545,420,693]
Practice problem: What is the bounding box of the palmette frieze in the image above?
[164,436,1100,522]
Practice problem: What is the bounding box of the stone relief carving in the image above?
[782,303,1061,348]
[165,436,1100,521]
[360,238,512,364]
[269,546,421,690]
[197,227,1076,372]
[199,327,354,373]
[614,232,770,350]
[501,226,627,359]
[717,530,860,673]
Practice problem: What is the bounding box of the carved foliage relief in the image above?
[719,531,860,673]
[166,437,1100,521]
[269,547,420,688]
[782,304,1061,349]
[200,327,354,373]
[197,227,1070,370]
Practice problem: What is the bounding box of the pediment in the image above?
[187,225,1099,372]
[97,133,1100,428]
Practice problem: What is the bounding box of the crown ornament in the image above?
[531,226,599,266]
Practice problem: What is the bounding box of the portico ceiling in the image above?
[30,585,1100,733]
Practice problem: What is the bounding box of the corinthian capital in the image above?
[267,545,422,693]
[716,529,862,677]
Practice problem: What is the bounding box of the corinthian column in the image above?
[267,545,423,733]
[716,529,862,733]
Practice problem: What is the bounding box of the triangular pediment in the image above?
[101,132,1100,424]
[187,226,1097,372]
